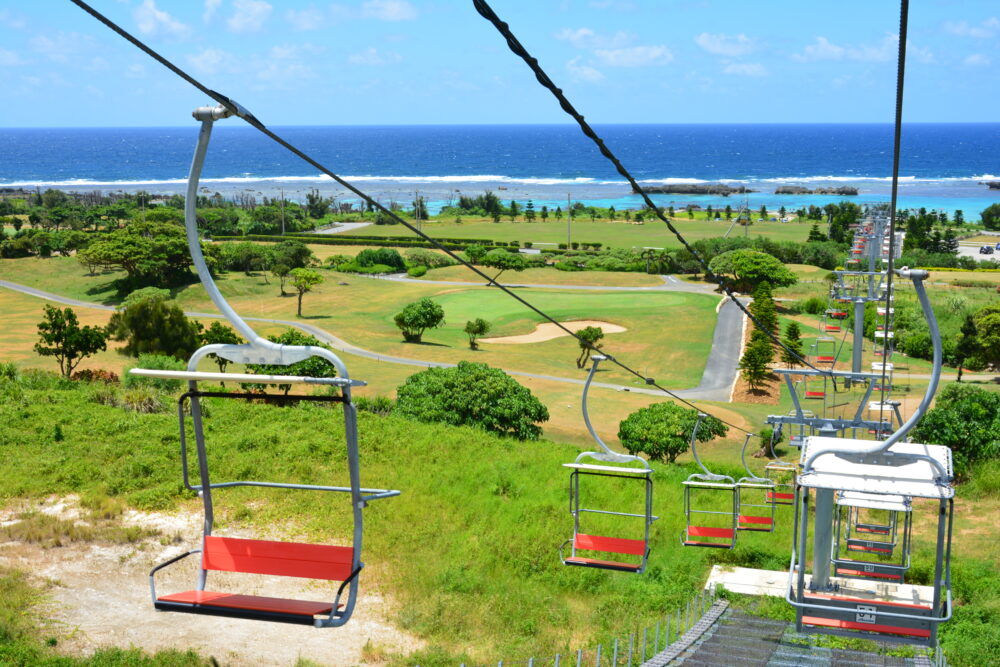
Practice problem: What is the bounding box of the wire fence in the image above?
[436,588,721,667]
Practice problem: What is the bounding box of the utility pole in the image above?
[567,192,571,247]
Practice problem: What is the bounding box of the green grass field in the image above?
[1,374,997,665]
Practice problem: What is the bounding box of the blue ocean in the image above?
[1,124,997,216]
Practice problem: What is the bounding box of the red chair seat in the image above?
[157,590,336,616]
[565,556,640,571]
[835,568,903,582]
[802,615,930,639]
[767,492,795,500]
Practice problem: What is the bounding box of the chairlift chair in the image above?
[832,491,913,584]
[736,433,776,533]
[138,105,400,628]
[560,355,656,573]
[681,413,738,549]
[763,426,797,507]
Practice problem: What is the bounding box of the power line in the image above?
[471,0,830,376]
[67,0,753,434]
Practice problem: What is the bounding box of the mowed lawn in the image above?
[0,255,721,392]
[415,264,666,287]
[338,216,814,248]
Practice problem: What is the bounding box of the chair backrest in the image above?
[574,533,646,556]
[203,536,354,581]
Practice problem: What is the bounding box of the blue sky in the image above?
[1,1,998,127]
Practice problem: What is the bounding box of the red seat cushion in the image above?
[565,556,640,571]
[158,590,337,616]
[767,492,795,500]
[738,515,773,526]
[574,533,646,556]
[835,568,903,581]
[802,615,930,639]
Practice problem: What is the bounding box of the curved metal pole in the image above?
[803,268,948,481]
[739,432,769,484]
[689,412,712,477]
[575,355,650,467]
[184,106,350,377]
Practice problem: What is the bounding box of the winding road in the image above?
[1,276,745,402]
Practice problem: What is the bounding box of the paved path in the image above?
[0,278,744,402]
[308,222,373,235]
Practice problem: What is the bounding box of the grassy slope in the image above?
[0,376,997,665]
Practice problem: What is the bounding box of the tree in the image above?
[953,314,982,382]
[394,297,445,343]
[911,383,1000,477]
[464,318,491,350]
[525,200,536,222]
[554,207,563,221]
[807,223,827,242]
[272,263,290,295]
[759,204,768,219]
[724,204,732,220]
[707,249,797,292]
[272,240,314,269]
[749,282,778,334]
[575,326,605,369]
[245,329,336,395]
[972,303,1000,370]
[780,321,804,367]
[509,200,520,222]
[481,248,527,285]
[289,268,323,317]
[465,244,487,263]
[981,203,1000,231]
[107,288,202,360]
[540,205,549,222]
[305,189,330,219]
[739,337,773,391]
[395,361,549,440]
[954,210,965,225]
[34,305,108,377]
[200,321,244,374]
[618,403,728,463]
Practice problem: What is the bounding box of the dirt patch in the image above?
[480,320,626,344]
[0,496,423,666]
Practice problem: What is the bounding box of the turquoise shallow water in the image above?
[1,123,997,216]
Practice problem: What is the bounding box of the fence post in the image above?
[628,633,634,666]
[675,609,681,637]
[576,649,582,667]
[641,628,647,663]
[528,659,534,667]
[654,621,660,653]
[596,643,602,667]
[555,654,560,667]
[612,638,618,666]
[686,601,691,632]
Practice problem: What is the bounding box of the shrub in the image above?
[407,265,428,277]
[618,403,728,463]
[800,296,827,315]
[911,383,1000,477]
[355,395,395,416]
[394,298,445,343]
[71,369,120,384]
[124,354,186,392]
[356,247,405,271]
[395,361,549,440]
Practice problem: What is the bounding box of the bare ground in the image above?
[0,496,424,666]
[479,320,626,345]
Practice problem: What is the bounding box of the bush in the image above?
[394,298,445,343]
[356,247,405,270]
[124,354,186,392]
[395,361,549,440]
[71,369,120,384]
[800,296,827,315]
[407,265,428,277]
[911,383,1000,477]
[618,403,728,463]
[355,395,395,416]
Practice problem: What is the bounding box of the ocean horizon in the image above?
[2,123,998,216]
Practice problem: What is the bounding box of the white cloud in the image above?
[964,53,991,67]
[723,62,767,77]
[944,17,1000,39]
[348,47,402,65]
[695,32,755,57]
[186,47,240,75]
[361,0,417,22]
[287,7,325,31]
[134,0,189,38]
[203,0,222,23]
[0,10,27,30]
[227,0,272,33]
[594,45,672,67]
[794,34,932,64]
[567,56,604,83]
[0,48,25,66]
[30,33,97,64]
[555,27,632,49]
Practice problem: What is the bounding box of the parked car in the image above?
[981,246,996,255]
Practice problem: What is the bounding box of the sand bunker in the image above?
[480,320,626,344]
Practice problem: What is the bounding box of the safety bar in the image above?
[149,549,201,603]
[577,508,660,520]
[186,480,400,501]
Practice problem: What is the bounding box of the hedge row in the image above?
[212,234,507,253]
